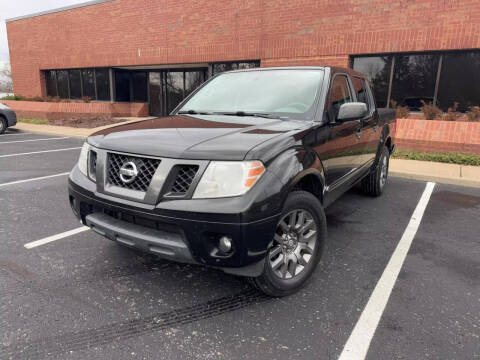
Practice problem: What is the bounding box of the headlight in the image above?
[193,161,265,199]
[77,142,90,176]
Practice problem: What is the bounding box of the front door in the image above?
[315,74,363,187]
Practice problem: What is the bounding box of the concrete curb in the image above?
[390,159,480,188]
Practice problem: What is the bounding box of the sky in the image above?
[0,0,86,65]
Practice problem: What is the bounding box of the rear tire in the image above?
[0,117,7,134]
[251,191,326,297]
[362,145,390,197]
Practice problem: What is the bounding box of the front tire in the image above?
[0,117,7,135]
[252,191,326,297]
[361,145,390,197]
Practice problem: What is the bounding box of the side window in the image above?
[351,76,371,110]
[328,75,352,120]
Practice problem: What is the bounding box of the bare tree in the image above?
[0,64,13,93]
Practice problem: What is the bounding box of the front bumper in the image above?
[2,108,17,126]
[68,165,284,277]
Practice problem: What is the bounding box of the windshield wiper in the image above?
[212,111,284,119]
[177,110,215,115]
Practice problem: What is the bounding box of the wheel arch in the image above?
[267,147,326,207]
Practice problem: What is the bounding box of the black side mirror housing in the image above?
[337,102,368,122]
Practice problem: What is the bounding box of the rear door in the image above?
[315,74,362,187]
[351,76,379,166]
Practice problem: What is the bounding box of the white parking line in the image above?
[0,172,69,187]
[24,227,89,249]
[0,136,69,144]
[0,147,81,158]
[338,181,436,360]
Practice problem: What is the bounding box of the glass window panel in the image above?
[328,75,352,119]
[437,51,480,112]
[45,70,57,97]
[184,70,206,97]
[148,72,163,116]
[82,69,96,99]
[390,54,440,111]
[132,72,148,102]
[351,76,370,109]
[95,68,110,101]
[115,71,131,102]
[352,56,392,108]
[213,63,237,74]
[166,71,184,113]
[68,70,82,99]
[56,70,69,99]
[237,61,260,69]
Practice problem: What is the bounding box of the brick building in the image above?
[6,0,480,116]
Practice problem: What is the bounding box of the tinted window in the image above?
[56,70,69,99]
[132,72,148,102]
[181,70,324,119]
[45,71,57,97]
[213,63,237,74]
[166,71,184,113]
[212,61,260,75]
[351,76,370,109]
[437,51,480,112]
[352,56,392,108]
[115,71,131,102]
[390,54,440,110]
[328,75,352,119]
[185,71,206,97]
[95,68,110,101]
[68,70,82,99]
[82,69,96,99]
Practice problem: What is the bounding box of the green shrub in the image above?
[420,100,443,120]
[466,106,480,122]
[18,118,49,125]
[443,102,462,121]
[393,150,480,166]
[390,100,410,119]
[0,94,25,100]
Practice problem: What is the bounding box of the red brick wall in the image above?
[396,119,480,155]
[7,0,480,96]
[3,100,148,119]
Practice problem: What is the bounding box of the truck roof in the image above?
[226,66,367,79]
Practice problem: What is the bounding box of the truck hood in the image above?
[88,115,305,160]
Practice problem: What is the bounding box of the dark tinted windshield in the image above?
[179,69,324,119]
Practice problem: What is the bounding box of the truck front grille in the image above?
[169,165,199,195]
[107,153,160,192]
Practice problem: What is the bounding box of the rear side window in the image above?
[328,75,352,119]
[351,76,371,109]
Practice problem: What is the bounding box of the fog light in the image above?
[219,236,232,253]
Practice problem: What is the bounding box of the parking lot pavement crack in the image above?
[0,289,269,359]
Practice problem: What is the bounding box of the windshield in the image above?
[178,69,324,119]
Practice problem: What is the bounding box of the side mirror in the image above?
[337,102,367,122]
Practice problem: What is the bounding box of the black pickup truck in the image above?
[69,67,396,296]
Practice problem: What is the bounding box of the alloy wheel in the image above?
[268,209,317,279]
[380,154,388,188]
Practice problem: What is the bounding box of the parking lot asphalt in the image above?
[1,129,479,360]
